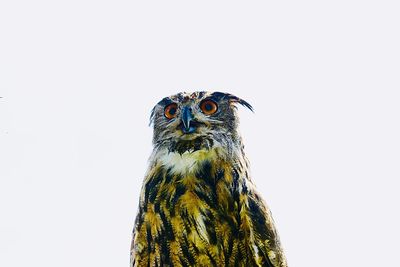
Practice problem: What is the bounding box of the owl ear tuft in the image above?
[210,92,254,112]
[149,106,156,126]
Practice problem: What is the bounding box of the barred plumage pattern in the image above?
[131,92,287,267]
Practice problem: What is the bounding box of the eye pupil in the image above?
[205,103,212,111]
[169,107,176,115]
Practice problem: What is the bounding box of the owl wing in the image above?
[247,190,288,267]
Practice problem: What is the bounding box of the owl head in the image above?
[150,91,253,154]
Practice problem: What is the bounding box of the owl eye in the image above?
[164,103,178,119]
[200,100,218,115]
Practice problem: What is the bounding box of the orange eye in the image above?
[164,103,178,119]
[200,100,218,115]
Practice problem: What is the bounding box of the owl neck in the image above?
[149,140,249,178]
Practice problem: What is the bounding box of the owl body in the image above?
[131,92,287,267]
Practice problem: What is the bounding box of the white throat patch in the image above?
[156,148,219,175]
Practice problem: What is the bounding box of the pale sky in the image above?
[1,1,399,266]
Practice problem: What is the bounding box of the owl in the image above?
[130,91,287,267]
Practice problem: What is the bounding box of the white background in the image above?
[1,1,399,266]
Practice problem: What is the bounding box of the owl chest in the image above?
[140,157,238,243]
[135,156,266,266]
[139,180,236,265]
[151,173,225,241]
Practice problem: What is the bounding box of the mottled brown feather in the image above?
[131,92,287,267]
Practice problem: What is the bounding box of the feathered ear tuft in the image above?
[210,92,254,112]
[149,106,157,126]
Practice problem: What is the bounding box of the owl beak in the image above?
[181,106,195,134]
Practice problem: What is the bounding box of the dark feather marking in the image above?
[199,209,217,245]
[169,184,186,216]
[171,184,186,206]
[146,223,152,253]
[241,179,248,194]
[220,212,238,237]
[215,168,224,182]
[158,169,175,204]
[196,160,214,186]
[206,250,218,266]
[179,256,190,267]
[181,209,195,229]
[181,209,193,235]
[154,202,160,213]
[210,91,254,112]
[159,209,174,241]
[204,219,217,245]
[198,91,206,99]
[134,206,145,229]
[176,93,185,102]
[195,161,219,208]
[156,211,173,265]
[169,137,212,154]
[168,137,210,155]
[256,242,274,267]
[234,245,242,267]
[230,169,241,212]
[193,188,216,209]
[165,169,174,184]
[248,197,270,239]
[224,235,234,266]
[159,238,171,266]
[181,238,196,265]
[144,171,164,206]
